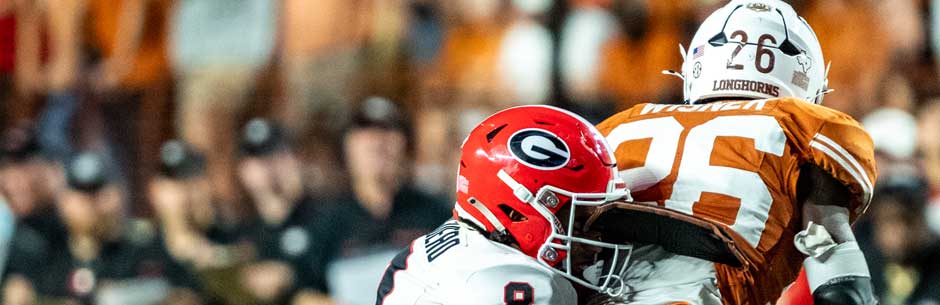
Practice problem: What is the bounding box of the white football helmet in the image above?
[678,0,829,104]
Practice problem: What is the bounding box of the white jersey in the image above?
[376,220,577,305]
[613,245,722,305]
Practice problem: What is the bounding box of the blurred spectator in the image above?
[0,123,70,289]
[497,0,553,106]
[314,97,449,303]
[804,0,891,116]
[920,100,940,191]
[8,0,86,162]
[149,140,256,305]
[412,0,512,197]
[864,172,939,305]
[0,122,63,220]
[862,107,919,165]
[0,3,14,127]
[597,1,691,110]
[559,0,692,120]
[877,72,920,113]
[3,152,200,305]
[922,99,940,238]
[275,0,393,203]
[86,0,173,209]
[875,0,925,62]
[169,0,277,211]
[558,0,620,122]
[0,124,66,305]
[406,1,444,68]
[275,0,369,137]
[236,118,332,305]
[431,0,508,108]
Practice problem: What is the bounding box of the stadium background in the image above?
[0,0,938,304]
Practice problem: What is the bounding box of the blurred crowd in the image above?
[0,0,938,305]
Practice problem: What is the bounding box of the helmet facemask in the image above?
[498,169,634,295]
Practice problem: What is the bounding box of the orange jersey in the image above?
[596,98,877,305]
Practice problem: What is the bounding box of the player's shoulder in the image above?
[418,222,576,304]
[414,220,539,270]
[598,99,780,131]
[600,98,857,121]
[436,222,550,272]
[597,102,658,130]
[768,97,860,123]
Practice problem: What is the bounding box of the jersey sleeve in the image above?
[778,99,878,220]
[458,264,577,305]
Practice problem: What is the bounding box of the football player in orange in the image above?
[585,1,877,305]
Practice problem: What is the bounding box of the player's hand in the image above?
[238,158,275,196]
[148,178,187,220]
[241,261,295,302]
[292,290,334,305]
[2,274,36,305]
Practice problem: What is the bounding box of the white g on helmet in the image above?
[679,0,829,104]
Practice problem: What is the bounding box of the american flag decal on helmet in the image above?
[693,45,705,59]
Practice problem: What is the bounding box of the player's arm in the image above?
[461,264,577,305]
[795,164,875,305]
[783,102,878,305]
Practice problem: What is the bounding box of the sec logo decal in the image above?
[508,129,570,170]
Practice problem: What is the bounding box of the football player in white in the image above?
[375,105,633,304]
[588,1,878,304]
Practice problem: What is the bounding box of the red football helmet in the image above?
[454,105,631,293]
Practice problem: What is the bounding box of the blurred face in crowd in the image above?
[344,127,408,190]
[57,185,125,240]
[238,150,304,205]
[872,195,930,263]
[0,163,38,216]
[0,160,62,217]
[149,175,216,232]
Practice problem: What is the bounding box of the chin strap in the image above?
[497,170,534,203]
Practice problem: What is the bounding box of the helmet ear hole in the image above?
[498,204,529,222]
